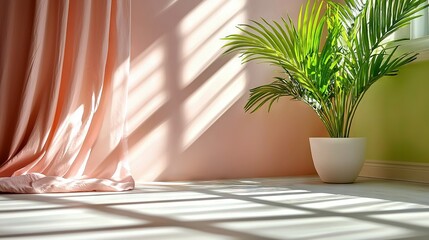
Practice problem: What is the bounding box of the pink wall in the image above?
[128,0,327,181]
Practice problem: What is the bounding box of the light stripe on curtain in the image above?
[0,0,134,193]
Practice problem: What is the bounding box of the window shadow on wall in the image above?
[126,0,323,182]
[126,0,249,181]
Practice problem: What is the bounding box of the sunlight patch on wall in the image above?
[179,0,246,87]
[127,39,167,134]
[182,57,246,149]
[128,121,169,181]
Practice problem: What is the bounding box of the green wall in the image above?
[352,60,429,163]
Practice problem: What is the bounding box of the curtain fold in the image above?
[0,0,134,193]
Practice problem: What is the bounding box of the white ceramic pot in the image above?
[309,138,366,183]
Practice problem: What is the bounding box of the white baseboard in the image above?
[360,160,429,184]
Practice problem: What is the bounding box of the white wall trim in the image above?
[389,36,429,62]
[360,160,429,184]
[402,36,429,62]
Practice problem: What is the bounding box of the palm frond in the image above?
[245,77,303,113]
[223,0,428,137]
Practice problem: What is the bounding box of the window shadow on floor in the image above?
[1,177,429,240]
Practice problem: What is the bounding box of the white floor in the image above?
[1,177,429,240]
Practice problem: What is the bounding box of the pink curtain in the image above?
[0,0,134,193]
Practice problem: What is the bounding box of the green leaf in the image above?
[222,0,428,137]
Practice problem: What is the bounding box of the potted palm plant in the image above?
[223,0,428,183]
